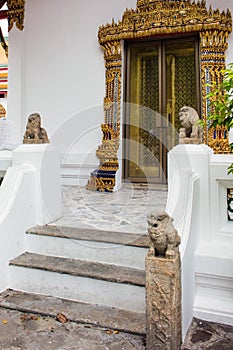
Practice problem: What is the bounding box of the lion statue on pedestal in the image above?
[23,113,50,144]
[179,106,202,144]
[147,210,181,259]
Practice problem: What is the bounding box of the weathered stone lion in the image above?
[179,106,202,143]
[147,210,181,258]
[23,113,50,144]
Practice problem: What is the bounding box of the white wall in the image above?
[167,145,233,334]
[8,0,136,155]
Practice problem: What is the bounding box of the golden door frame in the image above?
[87,0,232,192]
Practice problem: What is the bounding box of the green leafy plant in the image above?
[200,63,233,175]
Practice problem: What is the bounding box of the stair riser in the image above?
[26,235,147,269]
[9,266,146,313]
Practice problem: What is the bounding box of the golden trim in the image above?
[208,125,230,154]
[86,176,116,192]
[88,0,232,191]
[7,0,25,31]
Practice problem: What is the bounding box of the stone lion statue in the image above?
[179,106,202,144]
[147,210,181,258]
[23,113,50,144]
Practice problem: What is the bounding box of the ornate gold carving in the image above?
[208,125,231,154]
[86,176,116,193]
[87,39,121,190]
[101,123,116,142]
[101,40,122,61]
[88,0,232,191]
[200,28,230,145]
[98,1,232,45]
[7,0,25,31]
[96,141,118,164]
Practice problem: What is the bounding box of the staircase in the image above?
[5,225,149,335]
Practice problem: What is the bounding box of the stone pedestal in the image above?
[146,251,182,350]
[179,137,201,144]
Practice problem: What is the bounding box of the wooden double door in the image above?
[124,36,200,183]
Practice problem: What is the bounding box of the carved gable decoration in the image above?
[99,0,232,47]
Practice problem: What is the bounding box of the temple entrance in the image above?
[124,36,200,184]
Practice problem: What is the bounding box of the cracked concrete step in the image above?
[25,225,149,269]
[0,289,146,336]
[9,252,146,312]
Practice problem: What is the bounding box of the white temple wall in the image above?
[7,0,136,155]
[167,145,233,331]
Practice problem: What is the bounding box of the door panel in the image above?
[165,40,197,142]
[124,37,199,183]
[126,43,164,183]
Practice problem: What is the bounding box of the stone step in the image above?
[9,252,146,312]
[10,252,145,286]
[27,225,150,247]
[25,225,149,269]
[0,289,146,336]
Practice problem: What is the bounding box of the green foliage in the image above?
[203,63,233,175]
[206,63,233,130]
[228,162,233,175]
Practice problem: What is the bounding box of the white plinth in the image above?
[13,144,62,225]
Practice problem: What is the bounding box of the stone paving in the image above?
[0,307,145,350]
[52,184,168,234]
[0,305,232,349]
[181,318,233,350]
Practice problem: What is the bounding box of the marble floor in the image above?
[52,184,168,234]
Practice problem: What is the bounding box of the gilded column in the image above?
[200,24,231,151]
[86,39,122,192]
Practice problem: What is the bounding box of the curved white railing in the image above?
[166,144,233,336]
[0,164,36,292]
[0,144,61,292]
[166,159,199,338]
